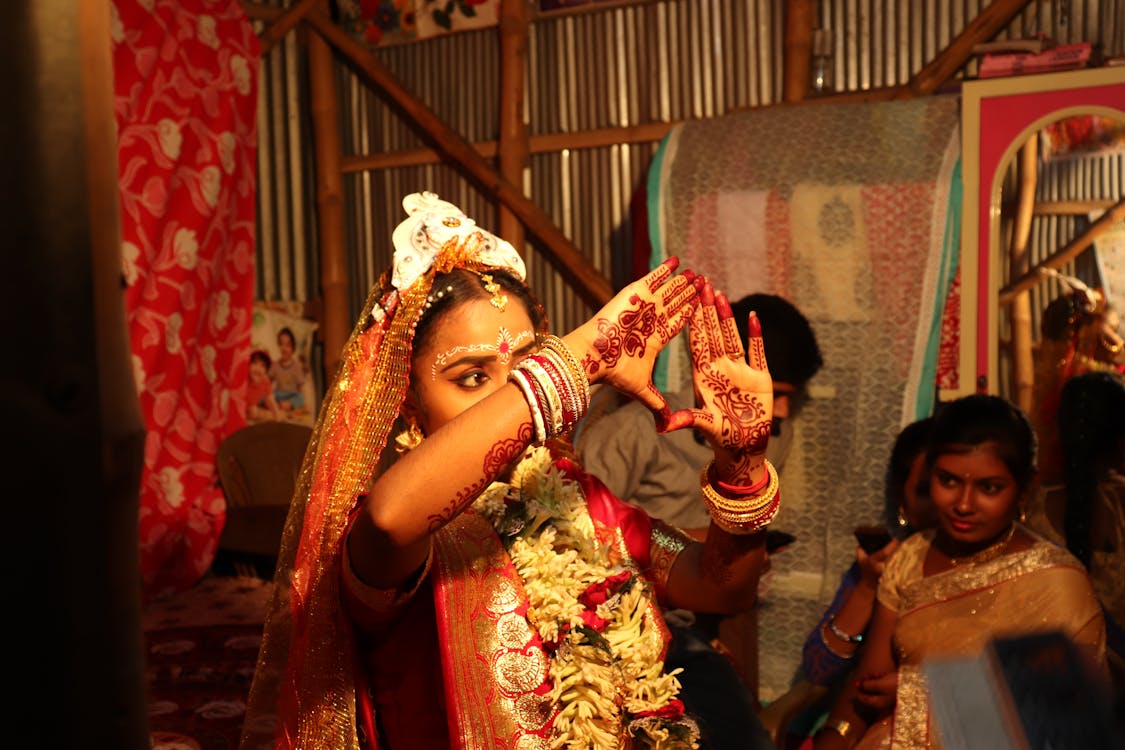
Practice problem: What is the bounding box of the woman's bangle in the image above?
[699,459,780,534]
[814,718,856,744]
[819,621,858,658]
[826,616,864,645]
[713,462,770,495]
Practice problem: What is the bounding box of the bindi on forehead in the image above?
[429,327,534,380]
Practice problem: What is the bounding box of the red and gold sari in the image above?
[339,449,691,749]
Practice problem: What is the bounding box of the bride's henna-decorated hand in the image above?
[664,279,773,484]
[564,257,700,426]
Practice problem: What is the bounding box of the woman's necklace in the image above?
[946,524,1017,567]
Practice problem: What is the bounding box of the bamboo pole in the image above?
[1034,199,1117,216]
[900,0,1032,97]
[340,121,678,172]
[498,0,530,250]
[1008,135,1038,413]
[999,197,1125,306]
[783,0,816,103]
[802,0,1035,103]
[303,8,613,308]
[307,5,350,378]
[257,0,319,56]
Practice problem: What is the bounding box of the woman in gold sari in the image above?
[813,394,1106,750]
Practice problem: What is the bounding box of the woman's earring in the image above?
[896,508,908,528]
[394,419,424,454]
[1018,504,1027,523]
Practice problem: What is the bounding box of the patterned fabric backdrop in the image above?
[647,96,962,698]
[113,0,260,600]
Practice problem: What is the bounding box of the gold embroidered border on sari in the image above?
[890,537,1104,749]
[432,511,555,750]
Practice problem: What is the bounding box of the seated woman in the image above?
[813,394,1106,750]
[241,192,783,749]
[1056,372,1125,690]
[799,417,937,699]
[1028,274,1124,494]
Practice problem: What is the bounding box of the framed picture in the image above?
[248,301,319,427]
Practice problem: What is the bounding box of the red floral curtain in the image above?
[112,0,260,599]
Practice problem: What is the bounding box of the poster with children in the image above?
[248,301,318,427]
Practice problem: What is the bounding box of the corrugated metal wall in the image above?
[254,0,1123,337]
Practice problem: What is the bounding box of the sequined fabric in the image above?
[878,529,1106,749]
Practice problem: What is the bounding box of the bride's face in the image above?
[406,297,537,435]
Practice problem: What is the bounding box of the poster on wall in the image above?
[248,301,318,428]
[336,0,500,47]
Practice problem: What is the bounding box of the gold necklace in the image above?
[946,524,1017,567]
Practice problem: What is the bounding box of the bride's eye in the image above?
[455,370,489,389]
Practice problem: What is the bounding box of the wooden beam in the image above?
[307,5,350,377]
[1008,135,1037,413]
[303,8,614,308]
[257,0,318,56]
[340,121,678,172]
[240,0,282,22]
[783,0,816,103]
[498,0,530,251]
[999,197,1125,306]
[902,0,1033,97]
[1034,199,1117,216]
[804,0,1034,103]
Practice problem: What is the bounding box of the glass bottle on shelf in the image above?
[810,28,834,96]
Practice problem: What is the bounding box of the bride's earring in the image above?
[394,418,424,454]
[897,508,908,528]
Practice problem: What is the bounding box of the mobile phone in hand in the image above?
[765,529,797,553]
[853,525,893,554]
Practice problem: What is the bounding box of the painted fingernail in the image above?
[748,311,762,337]
[715,293,733,320]
[701,280,714,305]
[681,269,696,282]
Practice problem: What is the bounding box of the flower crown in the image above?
[390,191,526,292]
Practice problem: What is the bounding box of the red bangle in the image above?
[712,463,770,495]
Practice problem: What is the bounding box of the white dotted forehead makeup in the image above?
[429,327,535,380]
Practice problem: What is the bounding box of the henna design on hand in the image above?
[698,365,770,455]
[585,294,658,373]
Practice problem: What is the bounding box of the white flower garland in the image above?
[473,447,699,750]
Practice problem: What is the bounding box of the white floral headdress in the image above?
[390,191,526,292]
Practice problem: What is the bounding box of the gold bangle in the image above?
[700,460,782,535]
[705,495,780,534]
[815,718,855,742]
[700,459,779,511]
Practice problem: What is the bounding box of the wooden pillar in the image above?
[498,0,530,250]
[783,0,816,102]
[308,8,350,379]
[1009,136,1038,413]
